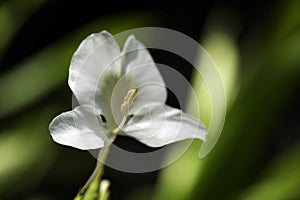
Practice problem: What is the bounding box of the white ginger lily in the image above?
[49,30,207,150]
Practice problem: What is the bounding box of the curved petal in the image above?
[121,35,167,115]
[49,106,110,150]
[123,104,207,147]
[68,31,121,115]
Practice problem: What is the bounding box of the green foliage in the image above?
[0,0,46,57]
[238,142,300,200]
[153,1,300,200]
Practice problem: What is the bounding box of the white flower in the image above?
[49,30,207,150]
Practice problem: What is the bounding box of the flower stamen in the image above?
[112,88,138,134]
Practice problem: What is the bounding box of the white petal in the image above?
[68,31,121,115]
[121,35,167,114]
[49,106,109,150]
[124,104,207,147]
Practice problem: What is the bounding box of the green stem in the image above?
[94,140,112,182]
[77,136,115,197]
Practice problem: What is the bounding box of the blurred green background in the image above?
[0,0,300,199]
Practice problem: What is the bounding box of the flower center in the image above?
[112,88,138,134]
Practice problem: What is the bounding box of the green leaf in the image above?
[153,8,240,200]
[238,142,300,200]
